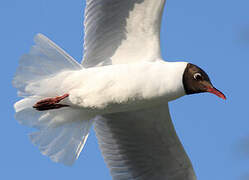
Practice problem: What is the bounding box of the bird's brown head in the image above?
[183,63,226,100]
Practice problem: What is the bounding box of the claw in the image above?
[33,94,69,111]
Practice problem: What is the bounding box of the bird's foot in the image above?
[33,94,69,111]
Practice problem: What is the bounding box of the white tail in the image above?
[13,34,93,165]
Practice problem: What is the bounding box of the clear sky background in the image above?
[1,0,249,180]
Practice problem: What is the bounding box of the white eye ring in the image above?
[194,73,202,80]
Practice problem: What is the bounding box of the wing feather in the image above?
[82,0,166,67]
[94,104,196,180]
[82,1,196,179]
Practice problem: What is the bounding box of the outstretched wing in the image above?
[82,0,166,67]
[94,104,196,180]
[81,0,196,179]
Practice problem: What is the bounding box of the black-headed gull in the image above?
[13,0,225,179]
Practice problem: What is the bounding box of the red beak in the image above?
[207,87,226,100]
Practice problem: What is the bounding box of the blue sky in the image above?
[1,0,249,179]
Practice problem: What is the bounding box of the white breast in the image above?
[61,61,187,114]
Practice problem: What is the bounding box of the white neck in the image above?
[156,60,188,101]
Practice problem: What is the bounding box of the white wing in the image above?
[94,104,196,180]
[82,0,166,67]
[81,0,196,179]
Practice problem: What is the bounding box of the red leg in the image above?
[33,94,69,111]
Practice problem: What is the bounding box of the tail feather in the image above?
[29,118,92,166]
[13,34,93,165]
[13,33,82,97]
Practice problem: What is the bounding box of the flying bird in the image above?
[13,0,226,179]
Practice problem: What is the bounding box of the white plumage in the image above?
[13,34,93,165]
[13,0,199,179]
[82,1,197,179]
[83,0,165,67]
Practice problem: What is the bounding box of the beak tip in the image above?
[207,87,226,100]
[221,95,226,100]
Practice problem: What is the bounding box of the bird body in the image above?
[64,60,187,114]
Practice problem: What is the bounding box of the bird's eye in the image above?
[193,73,202,81]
